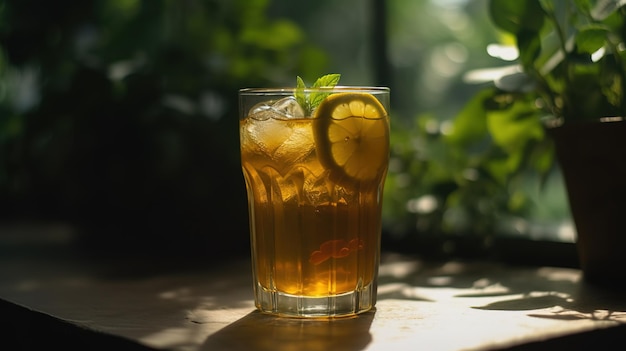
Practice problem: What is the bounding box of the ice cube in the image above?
[242,116,294,157]
[248,101,275,121]
[247,96,305,120]
[270,96,305,119]
[274,122,314,166]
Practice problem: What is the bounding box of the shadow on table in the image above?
[473,282,626,323]
[376,255,626,324]
[200,310,375,351]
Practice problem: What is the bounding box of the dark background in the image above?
[0,0,386,260]
[0,0,577,266]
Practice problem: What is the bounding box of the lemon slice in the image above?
[313,92,389,186]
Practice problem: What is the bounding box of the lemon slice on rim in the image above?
[313,92,389,186]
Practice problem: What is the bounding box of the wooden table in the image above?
[2,246,626,351]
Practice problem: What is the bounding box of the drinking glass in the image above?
[239,87,390,317]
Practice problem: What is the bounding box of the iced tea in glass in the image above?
[239,86,389,317]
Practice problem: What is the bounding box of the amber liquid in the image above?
[240,116,388,298]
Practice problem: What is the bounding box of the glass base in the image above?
[254,282,376,318]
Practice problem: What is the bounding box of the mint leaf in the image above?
[295,76,307,112]
[310,74,341,110]
[294,74,341,115]
[312,74,341,88]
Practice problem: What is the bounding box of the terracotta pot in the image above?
[548,118,626,288]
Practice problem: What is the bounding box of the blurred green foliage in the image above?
[0,0,328,256]
[382,0,572,250]
[0,0,574,259]
[382,1,530,244]
[384,111,538,244]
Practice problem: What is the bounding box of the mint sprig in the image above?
[295,74,341,115]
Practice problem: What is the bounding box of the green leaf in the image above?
[517,29,543,68]
[312,73,341,88]
[486,99,544,154]
[490,0,546,72]
[294,73,341,114]
[309,73,341,111]
[489,0,545,35]
[484,150,523,184]
[446,89,492,146]
[576,25,609,54]
[295,76,307,112]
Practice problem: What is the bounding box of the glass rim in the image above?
[239,86,389,95]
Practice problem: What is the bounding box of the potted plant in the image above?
[452,0,626,287]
